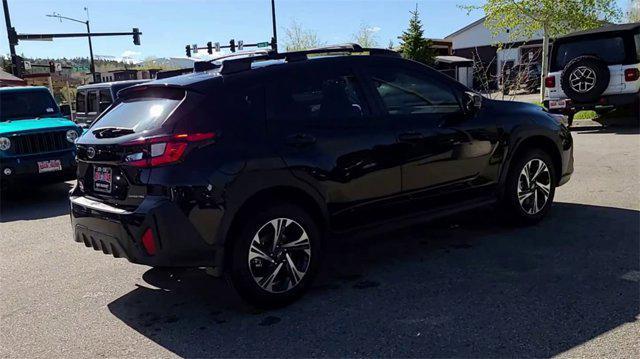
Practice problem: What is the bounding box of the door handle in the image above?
[285,133,316,147]
[397,132,424,142]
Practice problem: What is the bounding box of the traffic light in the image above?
[207,42,213,54]
[49,61,55,73]
[229,39,236,53]
[132,28,141,45]
[185,45,191,57]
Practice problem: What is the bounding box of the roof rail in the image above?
[216,43,400,75]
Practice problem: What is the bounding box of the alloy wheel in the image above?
[248,218,311,293]
[517,159,551,215]
[569,66,597,93]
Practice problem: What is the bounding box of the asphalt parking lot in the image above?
[1,124,639,358]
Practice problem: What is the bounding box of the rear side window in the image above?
[552,37,626,71]
[93,97,181,133]
[369,67,460,115]
[270,72,366,121]
[76,91,86,113]
[99,90,113,112]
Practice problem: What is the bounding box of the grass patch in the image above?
[528,100,597,120]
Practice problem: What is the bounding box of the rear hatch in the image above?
[75,85,196,209]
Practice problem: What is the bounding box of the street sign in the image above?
[238,40,244,51]
[214,42,220,52]
[55,62,62,72]
[192,44,198,54]
[24,61,31,70]
[256,42,270,48]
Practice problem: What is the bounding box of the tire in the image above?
[228,203,322,308]
[501,149,556,225]
[560,55,610,103]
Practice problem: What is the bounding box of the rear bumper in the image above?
[1,149,77,188]
[70,194,224,268]
[544,92,639,116]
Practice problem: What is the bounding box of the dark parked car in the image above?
[70,45,573,307]
[544,23,640,126]
[502,63,542,95]
[74,80,148,128]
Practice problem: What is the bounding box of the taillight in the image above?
[141,228,156,255]
[123,132,215,168]
[545,76,556,88]
[624,68,639,82]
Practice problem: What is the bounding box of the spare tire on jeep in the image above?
[560,55,610,103]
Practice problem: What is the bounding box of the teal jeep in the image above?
[0,86,82,189]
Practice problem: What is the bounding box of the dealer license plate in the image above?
[37,160,62,173]
[549,99,567,109]
[93,166,113,193]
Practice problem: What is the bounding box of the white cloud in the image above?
[367,26,381,33]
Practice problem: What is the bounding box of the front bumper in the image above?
[70,194,224,268]
[1,149,77,187]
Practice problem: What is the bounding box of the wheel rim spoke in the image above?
[517,158,551,215]
[248,217,311,294]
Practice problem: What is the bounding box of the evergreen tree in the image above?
[398,5,435,64]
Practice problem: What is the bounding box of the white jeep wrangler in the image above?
[544,23,640,127]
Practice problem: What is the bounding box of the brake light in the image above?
[545,76,556,88]
[123,132,215,168]
[141,228,156,255]
[624,68,639,82]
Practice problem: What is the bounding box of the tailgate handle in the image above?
[286,133,316,147]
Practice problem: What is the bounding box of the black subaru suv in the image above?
[70,45,573,307]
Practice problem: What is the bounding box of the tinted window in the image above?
[87,91,97,113]
[552,37,626,71]
[93,98,181,133]
[99,90,113,112]
[0,90,58,121]
[271,73,365,121]
[369,68,460,115]
[76,91,86,113]
[635,33,640,61]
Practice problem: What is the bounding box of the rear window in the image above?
[551,37,626,71]
[0,90,58,121]
[92,97,181,133]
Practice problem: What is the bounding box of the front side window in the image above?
[271,72,366,121]
[0,91,58,121]
[369,68,460,115]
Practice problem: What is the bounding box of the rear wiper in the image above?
[92,127,135,139]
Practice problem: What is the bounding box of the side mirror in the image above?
[464,91,482,113]
[59,104,71,116]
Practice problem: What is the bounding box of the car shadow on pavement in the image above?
[0,181,73,222]
[107,202,639,357]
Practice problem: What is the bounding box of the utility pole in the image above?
[47,11,97,83]
[2,0,19,77]
[271,0,277,52]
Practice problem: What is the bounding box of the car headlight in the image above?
[0,137,10,151]
[66,129,79,143]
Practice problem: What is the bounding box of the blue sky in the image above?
[1,0,631,60]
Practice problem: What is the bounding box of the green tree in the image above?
[398,5,435,64]
[352,24,379,48]
[464,0,620,100]
[628,0,640,22]
[283,20,325,51]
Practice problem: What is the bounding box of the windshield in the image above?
[92,97,181,133]
[0,90,58,121]
[551,37,626,72]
